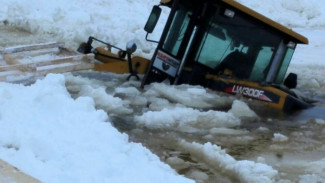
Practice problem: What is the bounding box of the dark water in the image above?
[289,106,325,121]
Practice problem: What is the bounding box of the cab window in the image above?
[194,5,281,80]
[163,5,192,57]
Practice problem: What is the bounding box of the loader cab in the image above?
[142,0,310,110]
[143,0,308,86]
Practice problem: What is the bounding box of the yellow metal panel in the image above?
[94,56,149,74]
[160,0,172,3]
[93,46,150,74]
[94,47,125,63]
[94,62,129,74]
[205,74,288,110]
[132,56,150,74]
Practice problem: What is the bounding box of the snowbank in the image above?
[0,74,193,183]
[2,0,324,58]
[179,141,278,183]
[0,0,169,58]
[236,0,325,28]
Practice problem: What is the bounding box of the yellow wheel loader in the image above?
[78,0,316,112]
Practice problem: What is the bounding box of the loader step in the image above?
[0,42,94,82]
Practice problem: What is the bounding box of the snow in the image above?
[79,85,134,115]
[166,157,190,170]
[315,118,325,125]
[0,0,169,58]
[65,73,135,115]
[236,0,325,29]
[0,74,193,183]
[299,158,325,183]
[272,133,289,142]
[135,107,241,131]
[299,174,325,183]
[144,83,233,109]
[179,141,278,183]
[0,0,325,182]
[228,100,258,119]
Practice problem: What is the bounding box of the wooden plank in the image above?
[0,42,65,54]
[0,64,36,72]
[0,159,41,183]
[3,47,61,65]
[2,54,17,65]
[0,41,95,82]
[0,54,94,72]
[0,63,94,82]
[37,63,94,76]
[33,54,94,67]
[0,62,94,82]
[0,72,32,82]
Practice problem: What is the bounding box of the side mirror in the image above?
[144,5,162,33]
[284,73,298,89]
[126,41,137,54]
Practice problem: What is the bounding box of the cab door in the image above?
[142,0,205,85]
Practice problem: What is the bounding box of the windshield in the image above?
[194,5,282,81]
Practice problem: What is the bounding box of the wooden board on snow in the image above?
[0,42,65,54]
[0,42,94,82]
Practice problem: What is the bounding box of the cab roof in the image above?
[160,0,308,44]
